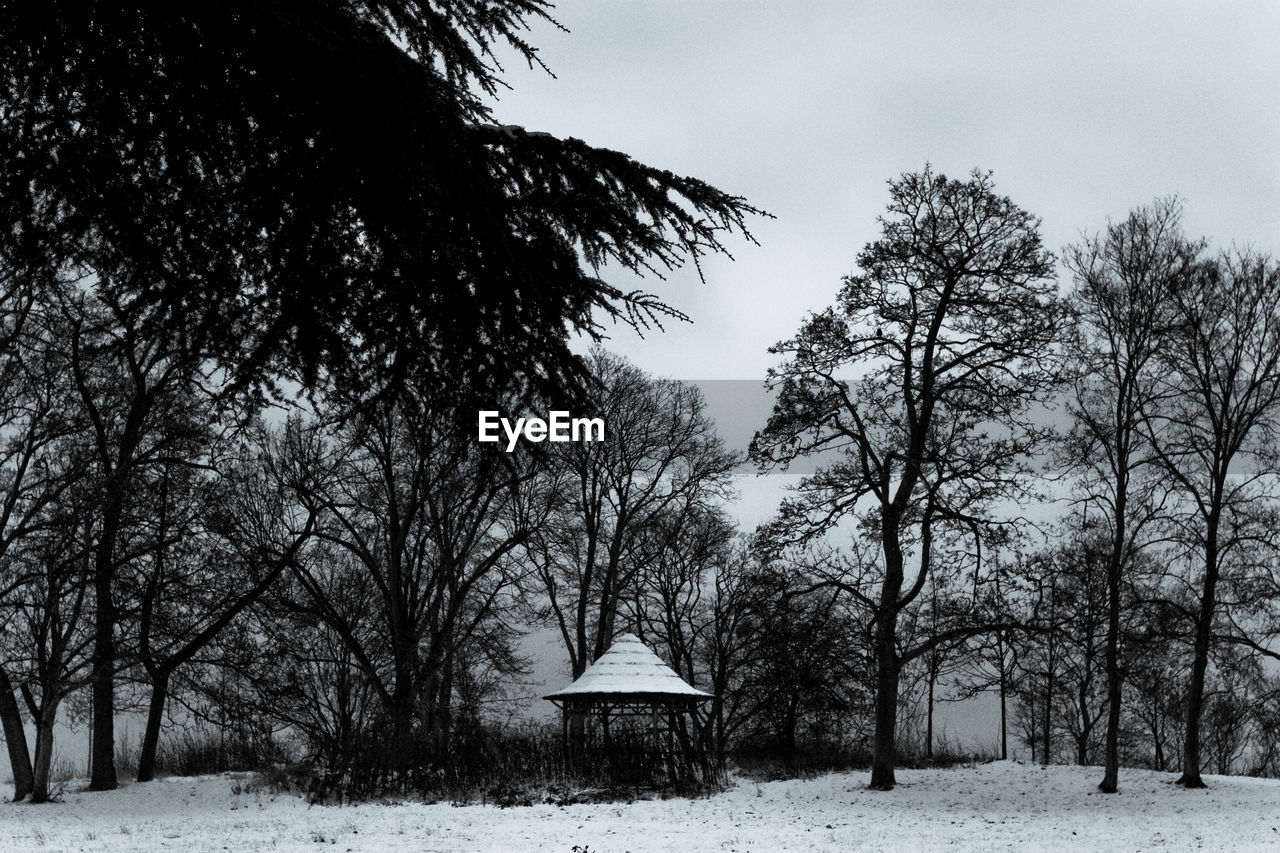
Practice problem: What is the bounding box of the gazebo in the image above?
[544,634,714,783]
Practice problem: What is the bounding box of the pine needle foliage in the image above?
[0,1,763,407]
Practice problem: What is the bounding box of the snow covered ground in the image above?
[2,761,1278,852]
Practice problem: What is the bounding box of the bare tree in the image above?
[0,668,31,801]
[727,553,872,759]
[129,429,318,782]
[7,497,94,802]
[235,566,384,774]
[946,563,1019,761]
[629,506,736,687]
[0,288,86,800]
[1009,550,1063,765]
[284,385,545,772]
[1051,529,1110,766]
[693,540,768,763]
[1063,197,1201,791]
[751,167,1064,789]
[627,507,767,764]
[53,285,210,791]
[1142,250,1280,787]
[527,350,737,746]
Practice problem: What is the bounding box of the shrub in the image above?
[304,719,724,805]
[154,727,288,777]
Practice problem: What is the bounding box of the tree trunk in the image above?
[1099,509,1126,793]
[1099,610,1123,790]
[869,516,905,790]
[925,661,935,761]
[782,699,798,759]
[89,562,117,790]
[29,708,58,803]
[436,661,453,757]
[1030,709,1038,764]
[137,671,170,783]
[1178,555,1218,788]
[90,506,121,791]
[0,667,33,801]
[567,646,589,756]
[1043,584,1056,765]
[710,692,727,765]
[389,694,415,777]
[999,658,1008,761]
[1077,668,1092,766]
[1177,517,1220,789]
[1042,690,1051,764]
[869,636,901,789]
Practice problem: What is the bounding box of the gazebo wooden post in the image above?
[666,707,675,777]
[561,703,569,765]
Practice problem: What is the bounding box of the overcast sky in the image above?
[484,1,1280,534]
[504,3,1280,729]
[488,0,1280,382]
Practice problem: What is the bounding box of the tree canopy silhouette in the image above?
[0,1,762,405]
[752,167,1065,790]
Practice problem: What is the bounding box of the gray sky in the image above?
[487,6,1280,742]
[484,1,1280,532]
[489,0,1280,382]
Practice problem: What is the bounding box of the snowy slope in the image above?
[1,761,1277,852]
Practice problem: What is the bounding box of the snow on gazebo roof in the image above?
[543,633,713,705]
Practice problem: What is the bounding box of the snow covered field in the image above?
[2,761,1278,852]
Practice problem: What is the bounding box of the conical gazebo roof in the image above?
[544,633,712,708]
